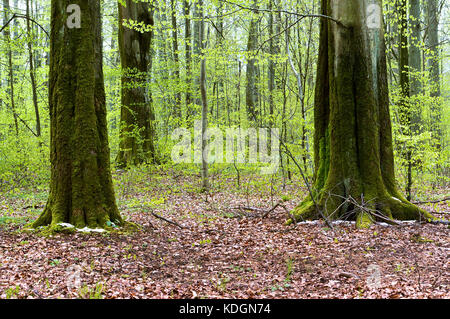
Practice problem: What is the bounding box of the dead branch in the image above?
[412,197,449,205]
[150,211,186,229]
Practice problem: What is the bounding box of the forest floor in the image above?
[0,166,448,299]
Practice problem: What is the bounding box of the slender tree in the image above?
[3,0,18,136]
[245,0,259,124]
[26,0,41,138]
[426,0,441,148]
[398,0,412,201]
[409,0,422,136]
[33,0,123,229]
[171,0,182,121]
[293,0,434,227]
[183,0,194,124]
[199,0,209,191]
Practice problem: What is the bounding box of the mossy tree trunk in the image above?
[116,0,156,167]
[293,0,434,227]
[33,0,123,229]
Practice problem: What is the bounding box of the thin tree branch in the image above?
[0,13,49,38]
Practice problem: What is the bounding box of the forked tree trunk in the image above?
[116,0,156,167]
[33,0,123,229]
[293,0,434,227]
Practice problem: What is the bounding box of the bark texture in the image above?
[245,0,259,124]
[33,0,122,229]
[293,0,434,227]
[116,0,156,167]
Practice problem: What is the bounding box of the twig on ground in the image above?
[412,197,449,205]
[150,211,186,229]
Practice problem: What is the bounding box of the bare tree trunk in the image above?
[293,0,433,227]
[184,0,194,125]
[26,0,41,138]
[409,0,422,137]
[171,0,182,122]
[426,0,441,148]
[3,0,18,136]
[198,0,209,191]
[245,0,259,124]
[398,0,412,201]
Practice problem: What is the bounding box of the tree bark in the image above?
[293,0,434,227]
[245,0,259,124]
[26,0,41,138]
[171,0,182,121]
[426,0,441,148]
[408,0,422,138]
[199,0,209,191]
[184,0,194,125]
[398,0,412,201]
[33,0,123,229]
[116,0,156,167]
[3,0,18,136]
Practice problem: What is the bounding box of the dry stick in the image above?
[0,13,49,38]
[275,135,334,230]
[150,211,185,229]
[222,0,344,27]
[412,197,449,204]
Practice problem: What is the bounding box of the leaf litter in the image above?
[0,168,448,299]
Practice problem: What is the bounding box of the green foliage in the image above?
[77,282,104,299]
[0,0,448,211]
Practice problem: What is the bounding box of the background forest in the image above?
[0,0,448,198]
[0,0,448,299]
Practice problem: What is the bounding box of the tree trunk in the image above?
[267,0,277,133]
[398,0,412,201]
[199,0,209,191]
[409,0,421,136]
[26,0,41,138]
[409,0,421,98]
[33,0,123,229]
[426,0,441,148]
[245,0,259,124]
[293,0,434,227]
[116,0,156,167]
[3,0,18,136]
[184,0,194,125]
[192,0,202,109]
[171,0,182,122]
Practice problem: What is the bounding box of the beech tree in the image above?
[245,0,259,124]
[33,0,123,229]
[292,0,434,227]
[116,0,156,167]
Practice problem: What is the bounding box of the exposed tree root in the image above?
[290,191,437,228]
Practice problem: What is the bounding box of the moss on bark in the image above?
[33,0,123,230]
[292,0,434,228]
[116,0,156,168]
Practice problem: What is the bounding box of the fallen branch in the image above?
[412,197,449,205]
[150,211,185,229]
[426,220,450,226]
[22,204,44,210]
[228,201,294,221]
